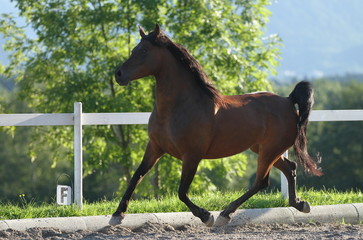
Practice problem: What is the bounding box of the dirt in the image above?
[1,222,363,239]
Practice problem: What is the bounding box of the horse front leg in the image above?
[178,157,214,227]
[109,141,163,225]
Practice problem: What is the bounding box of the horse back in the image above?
[205,92,297,159]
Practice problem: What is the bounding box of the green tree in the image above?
[0,0,280,201]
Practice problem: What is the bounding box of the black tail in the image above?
[288,81,323,176]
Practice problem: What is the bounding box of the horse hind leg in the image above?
[274,156,310,213]
[215,147,278,226]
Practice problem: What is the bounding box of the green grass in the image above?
[0,189,362,220]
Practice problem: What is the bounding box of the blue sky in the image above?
[266,0,363,79]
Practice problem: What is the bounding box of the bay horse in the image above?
[112,24,322,227]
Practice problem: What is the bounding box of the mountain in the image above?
[266,0,363,79]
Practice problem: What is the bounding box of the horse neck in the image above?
[153,54,212,113]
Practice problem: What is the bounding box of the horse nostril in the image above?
[116,70,122,77]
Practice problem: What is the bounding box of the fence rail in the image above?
[1,102,362,209]
[0,112,152,126]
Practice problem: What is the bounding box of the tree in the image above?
[0,0,280,201]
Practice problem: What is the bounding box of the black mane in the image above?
[143,30,223,104]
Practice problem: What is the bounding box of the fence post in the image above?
[280,151,289,199]
[74,102,83,209]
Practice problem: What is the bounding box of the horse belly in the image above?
[205,145,251,159]
[148,111,215,160]
[205,115,265,159]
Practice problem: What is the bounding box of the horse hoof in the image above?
[302,201,311,213]
[203,214,214,227]
[214,215,231,227]
[109,213,124,225]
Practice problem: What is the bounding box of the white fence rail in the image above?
[1,102,362,208]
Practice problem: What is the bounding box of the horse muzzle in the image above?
[115,68,130,86]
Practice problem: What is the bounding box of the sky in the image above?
[0,0,16,13]
[1,0,362,80]
[266,0,363,79]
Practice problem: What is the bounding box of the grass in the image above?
[0,189,362,220]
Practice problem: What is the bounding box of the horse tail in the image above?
[288,81,323,176]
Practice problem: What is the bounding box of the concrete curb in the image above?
[1,203,362,232]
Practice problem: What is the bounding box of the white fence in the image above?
[0,102,362,209]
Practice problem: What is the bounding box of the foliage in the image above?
[0,0,279,201]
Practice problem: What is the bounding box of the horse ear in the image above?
[154,24,161,37]
[139,26,146,38]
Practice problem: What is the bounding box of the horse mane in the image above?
[143,30,224,105]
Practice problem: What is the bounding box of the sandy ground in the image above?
[1,222,363,239]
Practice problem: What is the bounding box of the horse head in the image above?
[115,24,165,86]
